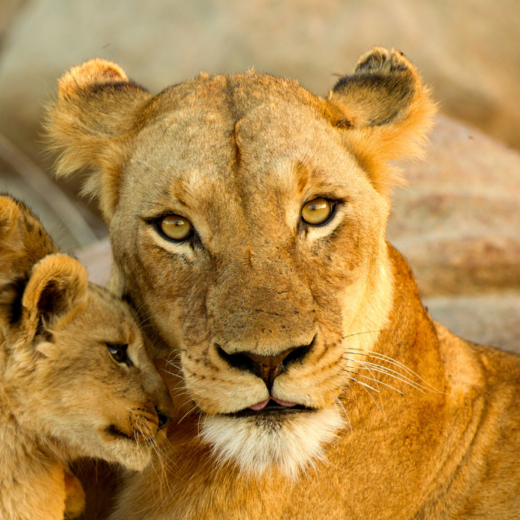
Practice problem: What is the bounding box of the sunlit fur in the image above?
[45,48,520,519]
[0,195,172,520]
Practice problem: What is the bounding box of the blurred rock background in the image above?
[0,0,518,350]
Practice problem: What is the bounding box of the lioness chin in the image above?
[46,48,520,519]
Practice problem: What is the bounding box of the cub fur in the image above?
[0,194,173,520]
[46,49,520,519]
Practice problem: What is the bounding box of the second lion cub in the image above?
[0,194,173,520]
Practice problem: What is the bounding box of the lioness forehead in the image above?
[125,73,365,223]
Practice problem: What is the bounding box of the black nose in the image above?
[156,408,170,429]
[216,341,313,392]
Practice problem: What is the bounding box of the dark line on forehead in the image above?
[295,159,313,194]
[231,122,242,171]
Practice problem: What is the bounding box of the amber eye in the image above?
[107,343,132,367]
[159,215,192,241]
[301,198,334,225]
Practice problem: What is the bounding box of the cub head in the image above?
[46,48,436,477]
[0,254,173,472]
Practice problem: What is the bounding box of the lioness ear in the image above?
[21,254,89,338]
[46,59,152,220]
[327,47,437,194]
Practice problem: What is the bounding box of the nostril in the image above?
[283,341,314,367]
[216,344,259,373]
[215,337,315,383]
[156,408,170,429]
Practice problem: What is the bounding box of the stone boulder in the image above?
[388,116,520,298]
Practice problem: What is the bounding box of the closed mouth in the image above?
[226,399,314,418]
[105,424,134,441]
[105,425,154,444]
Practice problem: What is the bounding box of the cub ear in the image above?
[327,47,437,194]
[0,194,23,280]
[45,59,152,220]
[21,254,89,338]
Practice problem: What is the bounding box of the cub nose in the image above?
[156,408,171,429]
[216,343,312,391]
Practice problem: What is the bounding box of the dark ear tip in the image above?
[355,47,389,72]
[354,47,415,77]
[332,47,417,95]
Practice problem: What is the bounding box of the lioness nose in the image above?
[217,343,312,391]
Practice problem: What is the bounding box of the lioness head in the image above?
[0,243,173,471]
[46,48,435,477]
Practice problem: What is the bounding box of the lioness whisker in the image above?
[163,359,182,368]
[177,405,199,425]
[343,375,381,394]
[353,379,386,417]
[351,371,405,395]
[342,329,386,340]
[160,368,184,380]
[356,364,427,394]
[342,357,428,394]
[344,347,443,393]
[329,392,352,432]
[341,367,403,395]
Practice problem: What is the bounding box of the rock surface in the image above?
[388,116,520,298]
[425,295,520,354]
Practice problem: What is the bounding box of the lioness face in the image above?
[109,79,395,477]
[47,48,435,476]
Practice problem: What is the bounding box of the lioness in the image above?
[47,49,520,519]
[0,195,173,520]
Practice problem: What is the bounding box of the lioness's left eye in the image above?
[301,198,334,225]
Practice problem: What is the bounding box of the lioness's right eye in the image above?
[301,198,334,226]
[158,215,193,242]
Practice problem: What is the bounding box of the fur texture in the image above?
[45,48,520,519]
[0,195,173,520]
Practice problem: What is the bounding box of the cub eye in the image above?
[159,215,192,241]
[107,343,132,367]
[301,198,334,226]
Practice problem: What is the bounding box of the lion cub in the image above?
[0,194,173,520]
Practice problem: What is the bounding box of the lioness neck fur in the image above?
[0,194,173,520]
[46,48,520,519]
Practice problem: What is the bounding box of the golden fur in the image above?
[46,48,520,519]
[0,195,173,520]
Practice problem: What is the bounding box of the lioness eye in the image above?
[159,215,192,241]
[107,343,132,367]
[301,198,333,225]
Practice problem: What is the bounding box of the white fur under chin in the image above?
[200,407,344,479]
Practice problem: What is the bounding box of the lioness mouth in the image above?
[229,399,313,418]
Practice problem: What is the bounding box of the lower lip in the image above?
[227,405,311,419]
[249,397,298,411]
